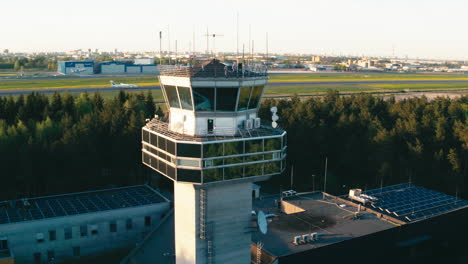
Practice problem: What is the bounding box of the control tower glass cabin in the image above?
[141,59,287,185]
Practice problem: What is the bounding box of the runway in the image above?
[1,80,468,96]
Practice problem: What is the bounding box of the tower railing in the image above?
[145,119,284,142]
[159,63,268,78]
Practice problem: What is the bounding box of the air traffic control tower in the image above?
[141,60,287,264]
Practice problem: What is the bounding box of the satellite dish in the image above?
[257,210,268,234]
[270,106,278,113]
[272,121,278,128]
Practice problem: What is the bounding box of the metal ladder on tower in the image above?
[200,189,207,240]
[256,241,263,264]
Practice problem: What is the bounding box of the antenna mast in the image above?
[206,28,209,55]
[193,28,196,56]
[236,12,239,57]
[248,25,251,63]
[175,40,178,65]
[159,31,162,65]
[266,32,269,63]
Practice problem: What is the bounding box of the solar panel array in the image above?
[0,186,164,225]
[364,184,468,222]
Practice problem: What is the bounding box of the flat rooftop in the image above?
[362,183,468,222]
[252,192,395,256]
[0,185,168,225]
[144,118,285,142]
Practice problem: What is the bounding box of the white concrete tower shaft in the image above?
[175,181,252,264]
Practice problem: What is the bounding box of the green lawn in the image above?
[0,77,159,90]
[264,85,380,95]
[371,83,468,91]
[269,73,468,82]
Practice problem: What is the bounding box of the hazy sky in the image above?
[1,0,467,59]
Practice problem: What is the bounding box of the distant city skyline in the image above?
[2,0,468,60]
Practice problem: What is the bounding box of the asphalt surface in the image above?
[1,80,468,96]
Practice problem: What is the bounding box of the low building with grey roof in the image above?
[0,185,170,264]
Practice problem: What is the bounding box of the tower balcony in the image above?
[142,118,287,185]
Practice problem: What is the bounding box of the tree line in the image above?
[0,91,467,201]
[0,91,162,200]
[260,92,468,198]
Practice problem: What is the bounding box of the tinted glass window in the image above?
[265,161,281,174]
[245,163,263,177]
[109,221,117,232]
[203,168,223,183]
[265,137,281,151]
[166,140,176,155]
[158,159,167,175]
[225,156,243,165]
[177,86,193,110]
[248,86,263,109]
[167,165,176,179]
[73,247,80,257]
[203,143,223,158]
[145,216,151,227]
[49,230,56,241]
[177,143,201,158]
[80,225,87,237]
[64,228,72,240]
[126,219,133,230]
[150,156,158,170]
[164,85,180,108]
[216,88,238,111]
[245,154,263,162]
[245,139,263,153]
[177,169,202,183]
[224,141,243,156]
[158,136,166,151]
[142,130,149,143]
[237,86,252,111]
[193,87,214,111]
[150,133,157,147]
[225,166,243,180]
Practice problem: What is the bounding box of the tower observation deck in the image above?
[141,59,287,264]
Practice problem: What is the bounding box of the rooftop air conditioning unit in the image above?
[311,232,318,241]
[244,119,253,130]
[302,234,310,243]
[254,118,261,128]
[293,235,302,245]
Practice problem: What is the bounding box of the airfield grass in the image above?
[264,85,380,95]
[2,73,468,90]
[269,73,468,82]
[0,77,159,90]
[2,74,468,97]
[371,83,468,91]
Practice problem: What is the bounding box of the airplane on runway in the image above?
[110,81,138,88]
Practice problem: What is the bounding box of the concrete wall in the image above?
[0,203,170,264]
[174,181,253,264]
